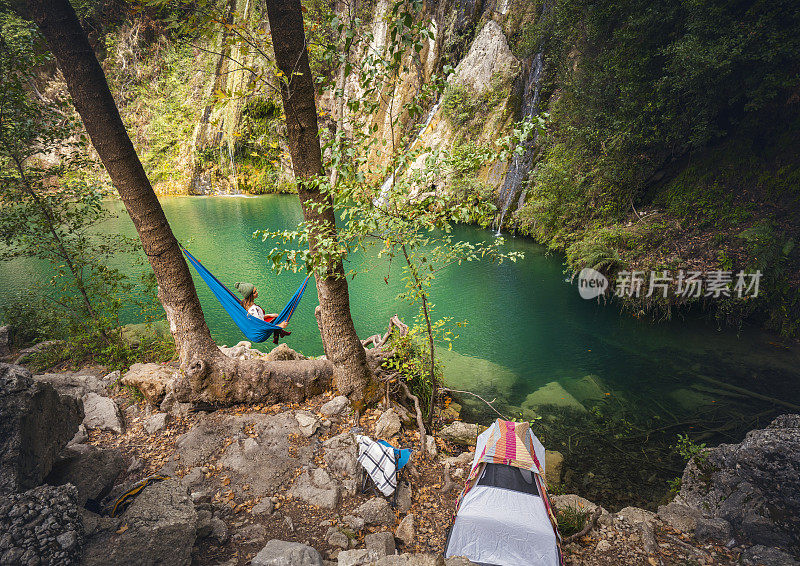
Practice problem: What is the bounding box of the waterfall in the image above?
[493,51,545,235]
[374,100,441,207]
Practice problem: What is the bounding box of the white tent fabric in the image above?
[445,423,559,565]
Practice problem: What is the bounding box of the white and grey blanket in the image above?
[356,434,397,496]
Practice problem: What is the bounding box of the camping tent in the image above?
[444,419,561,566]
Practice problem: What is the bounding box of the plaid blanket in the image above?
[356,434,397,496]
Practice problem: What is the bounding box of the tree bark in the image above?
[264,0,374,403]
[28,0,334,407]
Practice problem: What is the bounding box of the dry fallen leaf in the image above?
[116,524,129,534]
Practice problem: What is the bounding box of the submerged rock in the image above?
[522,381,586,412]
[676,413,800,548]
[0,363,83,494]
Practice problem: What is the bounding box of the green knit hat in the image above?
[234,281,255,300]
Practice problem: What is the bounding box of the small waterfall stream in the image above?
[493,51,545,235]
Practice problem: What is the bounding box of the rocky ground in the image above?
[1,340,799,565]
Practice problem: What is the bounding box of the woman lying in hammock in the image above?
[234,281,289,329]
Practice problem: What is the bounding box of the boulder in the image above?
[265,343,307,361]
[354,497,394,526]
[365,531,396,556]
[615,506,657,526]
[121,363,175,406]
[694,516,732,542]
[296,410,321,437]
[251,498,275,517]
[33,366,111,398]
[82,392,124,433]
[321,395,351,416]
[657,502,701,534]
[338,549,382,566]
[323,432,359,480]
[219,340,264,361]
[439,422,478,446]
[326,526,351,549]
[375,408,402,439]
[0,363,83,494]
[288,468,340,509]
[676,414,800,548]
[395,514,414,546]
[0,483,83,566]
[45,444,126,506]
[82,478,197,566]
[144,412,171,435]
[252,539,323,566]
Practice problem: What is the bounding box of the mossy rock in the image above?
[561,374,608,404]
[522,381,586,412]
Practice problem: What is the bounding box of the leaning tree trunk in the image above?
[265,0,375,403]
[28,0,334,406]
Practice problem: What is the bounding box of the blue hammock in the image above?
[181,245,311,344]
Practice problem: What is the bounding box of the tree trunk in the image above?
[264,0,374,403]
[28,0,334,406]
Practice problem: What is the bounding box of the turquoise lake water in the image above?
[2,194,798,508]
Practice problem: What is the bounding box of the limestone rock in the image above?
[354,497,394,526]
[174,412,312,497]
[252,498,275,517]
[252,539,323,566]
[81,478,197,566]
[365,531,396,556]
[395,514,414,546]
[545,449,564,486]
[321,395,350,416]
[0,363,83,494]
[441,452,474,467]
[396,482,412,513]
[121,363,175,406]
[616,506,657,526]
[439,422,478,446]
[451,20,517,96]
[296,410,321,437]
[657,502,701,534]
[595,539,612,553]
[82,392,124,433]
[694,516,732,542]
[343,515,365,531]
[323,432,359,480]
[265,343,307,361]
[338,549,382,566]
[68,423,88,446]
[289,468,340,509]
[375,408,402,439]
[676,414,800,548]
[46,444,126,506]
[326,526,350,549]
[741,545,799,566]
[144,412,171,435]
[34,366,111,398]
[424,436,437,457]
[0,484,83,566]
[233,523,267,545]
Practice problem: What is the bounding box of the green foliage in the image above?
[556,505,588,537]
[442,74,508,135]
[675,433,707,463]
